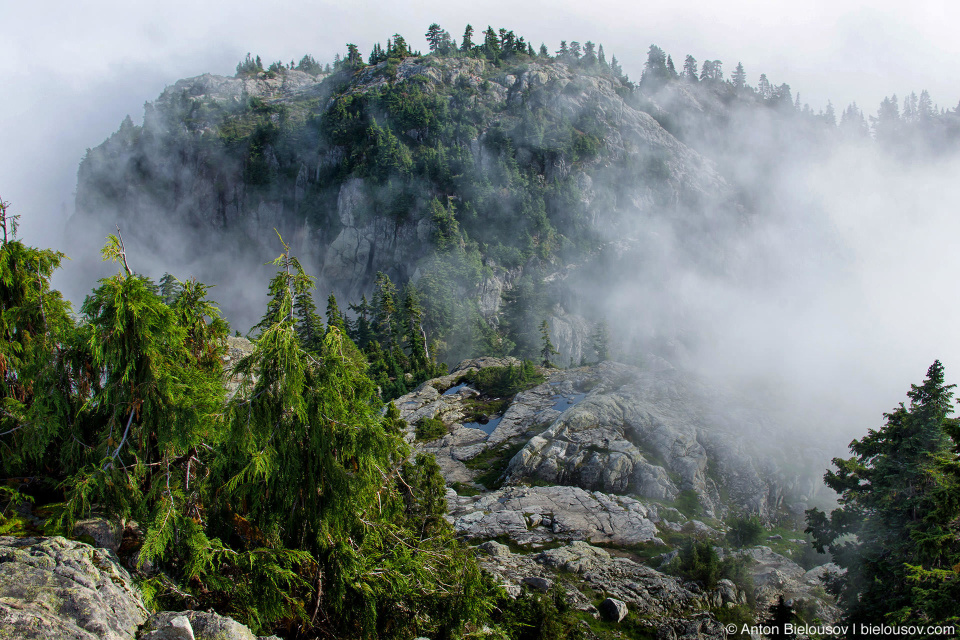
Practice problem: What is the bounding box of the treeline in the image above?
[236,22,627,81]
[0,201,602,639]
[637,42,960,152]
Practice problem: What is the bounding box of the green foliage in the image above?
[415,415,447,441]
[0,200,77,478]
[490,584,591,640]
[459,361,545,398]
[666,539,755,597]
[539,320,559,367]
[806,360,960,628]
[725,514,765,548]
[674,489,702,517]
[236,53,263,77]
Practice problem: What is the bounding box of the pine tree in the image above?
[590,318,610,362]
[0,199,76,478]
[806,361,960,627]
[460,24,475,52]
[326,293,347,332]
[731,62,746,89]
[683,55,698,81]
[425,23,444,52]
[539,319,559,367]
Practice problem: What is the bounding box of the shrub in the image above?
[460,360,544,397]
[415,414,447,441]
[725,515,765,548]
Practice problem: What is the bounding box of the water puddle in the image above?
[443,383,468,396]
[551,392,587,413]
[462,415,503,435]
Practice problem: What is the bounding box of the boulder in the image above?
[141,611,271,640]
[0,536,148,640]
[73,516,123,552]
[599,597,628,622]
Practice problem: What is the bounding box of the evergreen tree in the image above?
[425,23,444,52]
[764,596,798,639]
[0,199,76,478]
[294,281,324,353]
[539,319,559,367]
[539,43,549,58]
[460,24,474,52]
[731,61,746,89]
[590,318,610,362]
[216,244,492,636]
[59,233,229,598]
[683,55,698,81]
[348,295,373,348]
[326,293,347,332]
[642,44,668,88]
[666,54,677,77]
[806,361,960,628]
[823,100,837,127]
[372,271,399,346]
[345,43,364,67]
[758,74,772,100]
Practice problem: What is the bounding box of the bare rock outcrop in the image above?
[0,536,148,640]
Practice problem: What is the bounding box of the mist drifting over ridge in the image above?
[1,5,955,462]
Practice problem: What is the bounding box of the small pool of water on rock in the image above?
[551,392,587,412]
[462,414,503,435]
[443,383,468,396]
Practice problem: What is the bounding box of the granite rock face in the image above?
[397,357,814,521]
[449,485,661,546]
[0,536,148,640]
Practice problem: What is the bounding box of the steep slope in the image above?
[70,53,741,363]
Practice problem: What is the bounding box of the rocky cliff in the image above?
[70,53,745,365]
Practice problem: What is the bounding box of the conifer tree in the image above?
[348,295,373,348]
[58,232,229,597]
[215,241,493,635]
[731,61,746,89]
[806,361,960,627]
[590,318,610,362]
[460,24,474,52]
[539,319,559,367]
[0,199,76,478]
[325,293,347,333]
[294,284,324,353]
[683,55,698,81]
[425,23,444,52]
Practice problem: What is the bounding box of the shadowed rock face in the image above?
[0,536,148,640]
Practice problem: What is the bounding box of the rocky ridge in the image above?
[392,355,839,633]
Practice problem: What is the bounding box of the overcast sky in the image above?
[2,0,957,245]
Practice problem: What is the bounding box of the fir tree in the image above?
[294,284,324,353]
[539,319,559,367]
[731,61,746,89]
[590,318,610,362]
[806,361,960,627]
[460,24,474,52]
